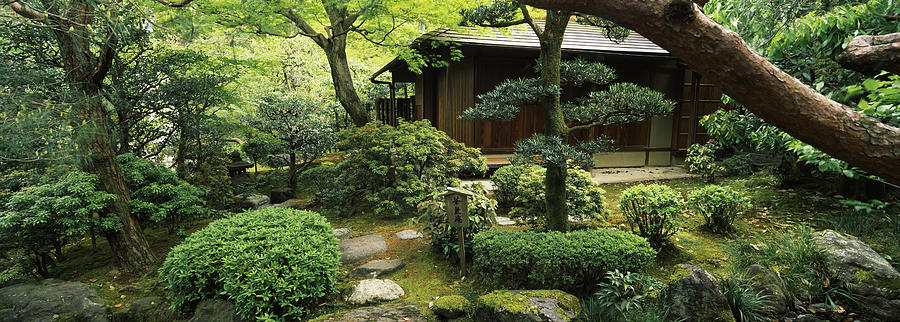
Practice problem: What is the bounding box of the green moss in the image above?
[476,291,530,314]
[434,295,470,312]
[852,269,900,290]
[521,290,580,313]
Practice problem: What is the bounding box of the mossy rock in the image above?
[473,290,580,322]
[432,295,470,320]
[664,265,735,322]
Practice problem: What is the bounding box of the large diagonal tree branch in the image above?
[521,0,900,184]
[838,32,900,75]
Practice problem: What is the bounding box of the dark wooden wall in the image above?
[672,70,725,154]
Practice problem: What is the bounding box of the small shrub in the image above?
[159,208,339,321]
[590,270,664,321]
[686,141,724,182]
[490,164,536,208]
[721,154,754,177]
[318,120,486,217]
[721,275,776,322]
[298,163,340,195]
[499,165,607,228]
[472,229,656,293]
[118,153,209,235]
[688,185,750,233]
[419,184,496,263]
[619,184,685,248]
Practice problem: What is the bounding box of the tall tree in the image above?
[520,0,900,185]
[4,0,193,272]
[460,2,672,231]
[198,0,466,127]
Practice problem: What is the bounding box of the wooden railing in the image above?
[375,98,414,126]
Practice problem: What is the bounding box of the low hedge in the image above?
[159,208,339,321]
[472,229,656,293]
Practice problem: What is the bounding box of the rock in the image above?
[272,198,308,209]
[238,194,270,210]
[333,228,353,240]
[495,216,516,226]
[323,304,424,321]
[811,230,900,320]
[665,265,735,322]
[567,215,592,223]
[745,264,791,316]
[339,234,386,265]
[109,296,175,322]
[346,279,405,305]
[188,299,247,322]
[432,295,470,320]
[0,279,108,322]
[269,188,292,204]
[350,259,404,278]
[473,290,580,322]
[395,229,423,240]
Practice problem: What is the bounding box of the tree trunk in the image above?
[838,32,900,75]
[538,12,571,232]
[521,0,900,185]
[288,152,297,192]
[323,35,371,127]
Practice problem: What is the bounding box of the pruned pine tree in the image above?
[459,1,674,231]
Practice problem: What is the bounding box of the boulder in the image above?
[339,234,386,265]
[432,295,470,320]
[109,296,175,322]
[188,299,247,322]
[350,259,404,278]
[395,229,423,240]
[495,216,516,226]
[238,194,270,210]
[665,265,735,322]
[272,198,308,209]
[323,304,424,322]
[269,188,292,204]
[473,290,580,322]
[346,279,405,305]
[745,264,791,316]
[811,230,900,320]
[0,279,107,322]
[333,228,353,240]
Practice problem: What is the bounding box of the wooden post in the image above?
[441,187,472,277]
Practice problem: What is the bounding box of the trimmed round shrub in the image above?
[419,184,496,263]
[159,208,339,320]
[489,164,537,208]
[688,185,750,233]
[472,229,656,293]
[619,184,685,248]
[501,165,607,228]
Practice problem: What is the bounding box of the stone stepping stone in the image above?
[334,228,353,240]
[339,234,386,265]
[495,216,516,226]
[323,304,423,321]
[395,229,423,240]
[568,215,592,223]
[350,259,404,278]
[346,279,405,305]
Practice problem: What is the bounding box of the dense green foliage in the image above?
[686,141,724,183]
[619,184,685,248]
[1,172,118,276]
[317,120,486,217]
[588,270,664,322]
[117,154,209,235]
[489,164,533,208]
[729,229,828,302]
[720,154,755,177]
[504,165,607,228]
[721,274,777,322]
[471,229,656,293]
[419,184,497,262]
[159,208,339,320]
[688,185,750,233]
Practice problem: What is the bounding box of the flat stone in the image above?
[339,234,386,265]
[350,260,404,278]
[568,215,592,223]
[334,228,353,240]
[395,229,423,240]
[346,279,405,305]
[495,216,516,226]
[240,194,270,210]
[272,198,308,209]
[0,279,108,322]
[323,304,423,322]
[187,299,247,322]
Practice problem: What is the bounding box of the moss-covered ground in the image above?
[48,171,898,320]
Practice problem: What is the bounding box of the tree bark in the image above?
[521,0,900,185]
[288,151,297,193]
[323,34,372,127]
[538,11,571,232]
[838,32,900,75]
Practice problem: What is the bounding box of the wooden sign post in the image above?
[441,187,472,277]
